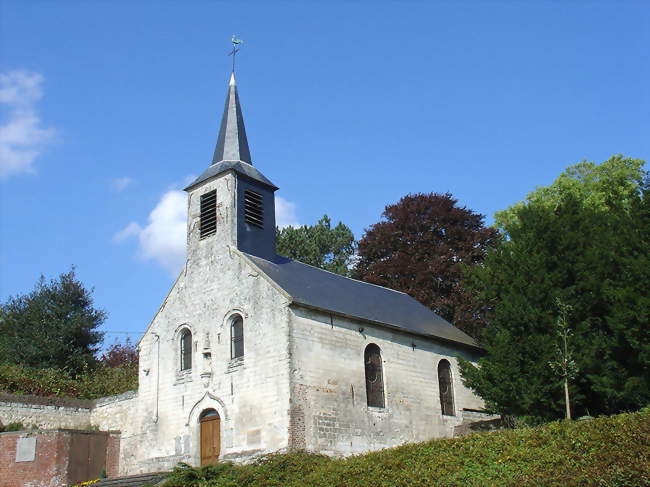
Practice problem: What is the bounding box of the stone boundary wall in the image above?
[0,393,93,430]
[0,391,138,431]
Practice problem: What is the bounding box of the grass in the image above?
[162,408,650,487]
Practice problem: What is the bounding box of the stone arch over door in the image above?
[199,409,220,465]
[187,392,230,466]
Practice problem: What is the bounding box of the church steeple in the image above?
[184,70,278,263]
[212,72,252,165]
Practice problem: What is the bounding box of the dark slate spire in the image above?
[212,72,252,165]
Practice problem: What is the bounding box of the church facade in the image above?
[1,73,489,477]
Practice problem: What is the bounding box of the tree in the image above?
[0,268,106,374]
[354,193,498,339]
[100,337,139,368]
[459,155,649,419]
[548,299,579,420]
[276,215,357,276]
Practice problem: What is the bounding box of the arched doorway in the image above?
[199,409,220,465]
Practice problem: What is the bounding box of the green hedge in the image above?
[0,362,137,399]
[163,409,649,487]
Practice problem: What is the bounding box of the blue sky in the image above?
[1,1,648,344]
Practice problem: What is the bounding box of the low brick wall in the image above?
[0,429,120,487]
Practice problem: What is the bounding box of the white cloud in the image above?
[116,188,299,275]
[0,70,54,179]
[115,190,187,275]
[275,195,299,228]
[113,221,141,242]
[111,176,133,192]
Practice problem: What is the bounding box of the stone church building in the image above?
[1,73,489,479]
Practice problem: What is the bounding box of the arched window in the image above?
[230,315,244,359]
[438,359,455,416]
[180,329,192,371]
[364,344,385,408]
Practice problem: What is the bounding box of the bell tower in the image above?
[184,73,278,265]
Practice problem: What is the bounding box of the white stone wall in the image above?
[288,306,486,456]
[0,396,92,430]
[117,172,293,475]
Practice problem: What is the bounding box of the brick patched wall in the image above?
[0,429,118,487]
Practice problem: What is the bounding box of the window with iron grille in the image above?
[200,190,217,238]
[231,315,244,359]
[364,344,385,408]
[244,190,263,228]
[180,329,192,371]
[438,359,455,416]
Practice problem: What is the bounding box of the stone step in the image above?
[90,472,167,487]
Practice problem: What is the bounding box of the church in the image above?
[0,72,490,478]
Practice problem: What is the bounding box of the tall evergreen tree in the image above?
[0,268,106,374]
[459,155,649,419]
[354,193,498,339]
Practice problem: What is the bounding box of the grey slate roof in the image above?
[213,72,251,164]
[184,72,278,192]
[185,160,278,191]
[244,253,480,350]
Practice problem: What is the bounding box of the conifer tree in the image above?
[459,156,649,419]
[0,268,106,374]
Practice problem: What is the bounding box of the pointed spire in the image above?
[212,72,252,165]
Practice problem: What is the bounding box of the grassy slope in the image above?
[163,409,650,487]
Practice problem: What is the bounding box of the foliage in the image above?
[162,409,650,487]
[460,155,649,419]
[0,422,25,432]
[495,154,647,230]
[0,362,137,399]
[0,268,106,374]
[354,193,498,338]
[100,337,139,368]
[276,215,357,276]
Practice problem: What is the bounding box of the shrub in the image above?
[0,362,137,399]
[161,409,649,487]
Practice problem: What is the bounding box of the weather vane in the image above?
[229,35,244,72]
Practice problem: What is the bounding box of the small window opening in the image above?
[231,315,244,359]
[364,344,385,408]
[438,359,455,416]
[180,329,192,371]
[244,190,264,228]
[200,190,217,238]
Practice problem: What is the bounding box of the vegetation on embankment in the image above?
[163,408,650,487]
[0,362,137,400]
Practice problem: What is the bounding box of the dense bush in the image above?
[0,362,137,399]
[163,409,649,487]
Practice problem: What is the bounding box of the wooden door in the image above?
[200,413,220,465]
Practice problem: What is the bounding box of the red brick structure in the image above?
[0,429,120,487]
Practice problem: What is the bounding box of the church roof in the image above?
[243,253,481,350]
[185,73,278,191]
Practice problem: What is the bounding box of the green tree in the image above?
[0,268,106,374]
[276,215,356,276]
[459,155,649,419]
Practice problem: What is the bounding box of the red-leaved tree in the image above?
[354,193,498,339]
[100,338,139,368]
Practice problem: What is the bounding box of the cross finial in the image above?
[229,35,244,72]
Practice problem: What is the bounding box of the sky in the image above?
[1,0,648,345]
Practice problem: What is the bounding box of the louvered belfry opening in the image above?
[244,190,263,228]
[438,359,455,416]
[364,344,385,408]
[200,190,217,238]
